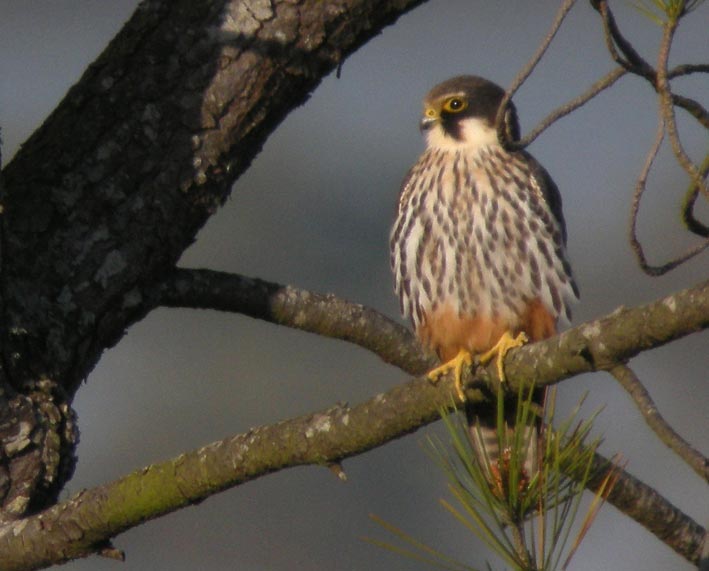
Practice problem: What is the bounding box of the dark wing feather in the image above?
[521,151,567,245]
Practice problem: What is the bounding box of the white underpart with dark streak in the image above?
[390,116,577,333]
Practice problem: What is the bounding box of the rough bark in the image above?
[0,280,705,570]
[1,1,706,568]
[0,0,424,517]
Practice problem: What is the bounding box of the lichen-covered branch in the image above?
[586,452,705,566]
[155,268,709,559]
[1,276,706,568]
[1,292,707,568]
[160,269,709,388]
[158,268,436,375]
[0,378,452,571]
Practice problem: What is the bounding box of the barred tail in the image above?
[469,421,539,487]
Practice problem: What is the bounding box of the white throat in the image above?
[425,117,499,152]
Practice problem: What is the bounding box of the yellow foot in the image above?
[478,331,528,382]
[427,348,472,401]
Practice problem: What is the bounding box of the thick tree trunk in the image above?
[0,0,424,517]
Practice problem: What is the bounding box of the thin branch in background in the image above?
[672,93,709,130]
[656,14,709,200]
[495,0,578,150]
[592,0,709,128]
[609,364,708,482]
[682,153,709,237]
[629,119,709,275]
[668,62,709,78]
[593,0,655,75]
[517,67,627,148]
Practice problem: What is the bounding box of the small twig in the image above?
[327,462,348,481]
[592,0,709,129]
[609,364,708,482]
[517,67,627,148]
[495,0,578,149]
[668,62,709,78]
[597,0,709,274]
[95,541,125,561]
[593,0,655,75]
[656,15,709,200]
[672,93,709,130]
[629,119,709,275]
[510,523,533,569]
[682,153,709,237]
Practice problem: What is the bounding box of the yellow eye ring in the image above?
[442,97,467,113]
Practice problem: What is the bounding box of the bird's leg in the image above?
[478,331,528,382]
[427,348,472,401]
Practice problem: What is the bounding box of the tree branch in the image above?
[592,0,654,74]
[516,67,627,149]
[586,452,705,567]
[668,62,709,78]
[1,278,707,568]
[158,268,436,375]
[3,271,709,569]
[159,268,709,387]
[2,1,706,567]
[495,0,578,150]
[629,118,709,275]
[656,13,709,200]
[609,364,708,482]
[0,0,428,518]
[0,0,427,394]
[682,153,709,238]
[591,0,709,129]
[156,268,709,561]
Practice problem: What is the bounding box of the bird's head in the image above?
[420,75,520,151]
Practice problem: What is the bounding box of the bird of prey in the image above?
[390,75,578,487]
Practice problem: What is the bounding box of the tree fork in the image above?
[0,0,425,516]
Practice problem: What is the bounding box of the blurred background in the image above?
[1,1,707,570]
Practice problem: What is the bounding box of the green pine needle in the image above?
[631,0,705,23]
[369,386,619,571]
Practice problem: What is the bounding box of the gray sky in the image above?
[1,1,707,570]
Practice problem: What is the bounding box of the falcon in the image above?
[390,75,578,480]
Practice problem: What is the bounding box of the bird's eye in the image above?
[443,97,467,113]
